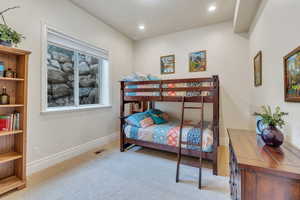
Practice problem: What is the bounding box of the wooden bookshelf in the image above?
[0,45,30,195]
[0,152,22,164]
[0,77,24,82]
[0,176,24,194]
[0,130,23,137]
[0,104,24,108]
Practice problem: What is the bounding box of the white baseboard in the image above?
[27,132,118,176]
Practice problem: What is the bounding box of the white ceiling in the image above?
[233,0,262,33]
[70,0,236,40]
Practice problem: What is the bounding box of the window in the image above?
[42,25,111,112]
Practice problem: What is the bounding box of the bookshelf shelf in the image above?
[0,77,24,81]
[0,104,24,108]
[0,152,22,164]
[0,45,30,195]
[0,176,24,194]
[0,130,23,136]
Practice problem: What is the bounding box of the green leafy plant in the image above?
[0,6,25,46]
[0,24,24,46]
[254,105,288,128]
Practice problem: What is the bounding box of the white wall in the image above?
[249,0,300,148]
[133,22,252,144]
[1,0,133,164]
[5,0,298,169]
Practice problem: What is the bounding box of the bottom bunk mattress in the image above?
[124,121,214,153]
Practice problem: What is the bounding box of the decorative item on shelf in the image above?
[0,6,25,47]
[0,87,10,104]
[254,51,262,86]
[4,67,17,78]
[4,68,14,78]
[284,46,300,102]
[160,54,175,74]
[0,61,4,77]
[189,50,207,72]
[254,105,288,147]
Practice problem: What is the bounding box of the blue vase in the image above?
[0,40,12,47]
[256,116,267,135]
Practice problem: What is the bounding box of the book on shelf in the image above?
[0,112,20,131]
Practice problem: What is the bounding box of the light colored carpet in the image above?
[1,142,230,200]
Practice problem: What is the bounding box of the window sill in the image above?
[41,104,112,114]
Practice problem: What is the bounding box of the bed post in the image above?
[142,101,148,111]
[120,81,126,152]
[212,75,220,175]
[149,101,155,109]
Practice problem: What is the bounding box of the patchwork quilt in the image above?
[124,120,214,153]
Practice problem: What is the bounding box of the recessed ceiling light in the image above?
[138,25,145,30]
[208,5,217,12]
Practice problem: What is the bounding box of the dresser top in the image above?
[227,128,300,178]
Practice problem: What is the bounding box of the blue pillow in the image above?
[150,114,167,124]
[146,109,167,124]
[125,112,154,128]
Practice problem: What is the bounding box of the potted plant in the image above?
[0,24,24,47]
[0,6,25,47]
[254,106,288,147]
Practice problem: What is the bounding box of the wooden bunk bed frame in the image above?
[120,75,220,175]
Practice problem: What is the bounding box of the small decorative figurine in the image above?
[4,68,14,78]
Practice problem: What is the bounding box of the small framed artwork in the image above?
[189,50,207,72]
[160,55,175,74]
[254,51,262,87]
[284,46,300,102]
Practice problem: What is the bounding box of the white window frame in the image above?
[41,24,112,113]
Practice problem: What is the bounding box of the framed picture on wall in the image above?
[254,51,262,87]
[160,55,175,74]
[189,50,207,72]
[284,46,300,102]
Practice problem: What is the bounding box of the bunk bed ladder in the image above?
[176,96,204,189]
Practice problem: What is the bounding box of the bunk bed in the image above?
[120,75,220,175]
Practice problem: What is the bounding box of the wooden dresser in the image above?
[227,129,300,200]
